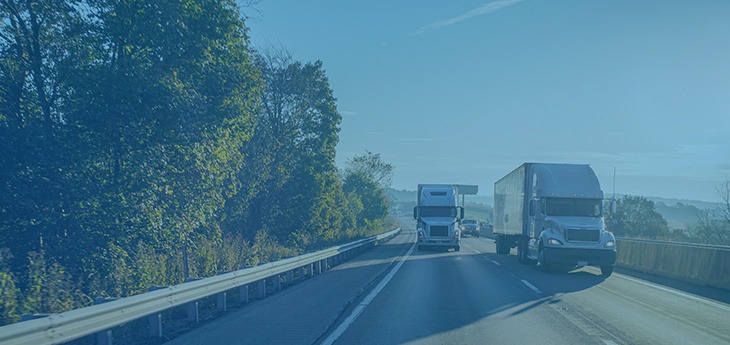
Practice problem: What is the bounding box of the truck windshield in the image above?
[545,198,602,217]
[419,206,457,217]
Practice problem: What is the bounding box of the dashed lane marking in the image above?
[521,279,542,294]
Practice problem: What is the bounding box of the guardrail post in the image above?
[185,278,202,323]
[94,298,117,345]
[147,286,166,337]
[217,291,227,312]
[297,267,305,281]
[286,270,294,285]
[97,329,113,345]
[239,284,249,304]
[257,279,266,299]
[148,314,162,337]
[274,274,282,291]
[187,300,199,323]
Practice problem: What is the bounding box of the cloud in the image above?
[416,0,525,35]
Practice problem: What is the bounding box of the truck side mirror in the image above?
[413,206,419,220]
[459,206,464,220]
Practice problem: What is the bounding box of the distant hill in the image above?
[387,188,721,230]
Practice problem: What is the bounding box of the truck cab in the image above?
[413,184,464,251]
[494,163,617,276]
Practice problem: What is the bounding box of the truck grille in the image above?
[565,228,599,242]
[430,226,449,237]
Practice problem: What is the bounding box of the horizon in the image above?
[247,1,730,204]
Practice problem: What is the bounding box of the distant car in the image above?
[460,219,480,238]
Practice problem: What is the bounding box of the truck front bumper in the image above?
[544,247,616,267]
[419,237,459,247]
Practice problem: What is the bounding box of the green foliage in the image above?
[0,249,19,325]
[0,270,19,325]
[343,171,390,228]
[344,151,394,188]
[0,0,394,325]
[607,196,670,238]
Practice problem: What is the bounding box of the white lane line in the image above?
[321,242,416,345]
[490,259,501,266]
[602,340,619,345]
[615,273,730,311]
[521,279,542,294]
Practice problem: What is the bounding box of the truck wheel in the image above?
[476,233,480,238]
[537,247,550,272]
[600,265,614,277]
[496,236,507,255]
[517,239,528,264]
[454,246,461,252]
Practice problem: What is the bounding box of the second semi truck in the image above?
[493,163,617,276]
[413,184,464,251]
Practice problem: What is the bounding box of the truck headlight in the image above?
[604,240,616,248]
[547,238,563,246]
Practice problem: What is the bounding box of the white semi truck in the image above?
[493,163,617,276]
[413,184,464,251]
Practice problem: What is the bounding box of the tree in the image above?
[693,180,730,245]
[344,151,394,188]
[223,49,345,248]
[607,195,669,238]
[343,171,389,228]
[1,0,262,303]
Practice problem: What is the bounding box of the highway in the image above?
[165,217,730,345]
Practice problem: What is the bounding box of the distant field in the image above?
[464,204,492,223]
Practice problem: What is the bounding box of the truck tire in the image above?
[496,236,508,255]
[454,246,461,252]
[537,247,551,272]
[600,265,614,277]
[517,238,528,264]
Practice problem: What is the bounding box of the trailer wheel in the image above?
[496,236,508,255]
[600,265,614,277]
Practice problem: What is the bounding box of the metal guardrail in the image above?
[0,227,401,345]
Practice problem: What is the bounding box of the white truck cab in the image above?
[413,184,464,251]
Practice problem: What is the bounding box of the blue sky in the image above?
[245,0,730,202]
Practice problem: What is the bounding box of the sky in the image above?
[244,0,730,202]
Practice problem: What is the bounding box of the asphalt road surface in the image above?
[166,217,730,345]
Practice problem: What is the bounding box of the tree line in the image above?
[605,182,730,246]
[0,0,391,325]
